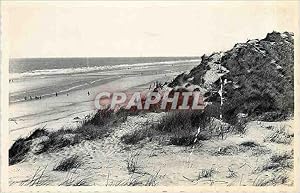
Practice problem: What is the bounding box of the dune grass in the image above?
[264,126,293,144]
[53,155,82,172]
[122,110,218,146]
[126,152,142,174]
[253,171,290,186]
[59,172,89,186]
[258,150,294,172]
[121,128,156,145]
[9,138,32,165]
[9,128,49,165]
[9,108,131,165]
[18,166,50,186]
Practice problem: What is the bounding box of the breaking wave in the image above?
[10,59,200,79]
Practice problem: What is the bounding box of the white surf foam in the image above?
[10,59,200,79]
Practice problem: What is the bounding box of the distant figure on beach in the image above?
[67,93,69,96]
[24,96,27,101]
[88,91,90,96]
[55,92,58,97]
[30,96,32,100]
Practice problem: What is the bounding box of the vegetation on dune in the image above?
[169,31,294,123]
[9,128,49,165]
[255,150,294,173]
[264,126,293,144]
[53,155,82,172]
[121,128,157,145]
[9,108,131,165]
[121,110,228,146]
[252,150,294,186]
[9,138,32,165]
[253,171,290,186]
[221,33,293,122]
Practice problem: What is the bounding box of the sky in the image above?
[3,1,299,58]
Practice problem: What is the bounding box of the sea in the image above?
[9,57,200,74]
[9,57,201,103]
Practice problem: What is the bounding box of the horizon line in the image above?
[10,56,202,60]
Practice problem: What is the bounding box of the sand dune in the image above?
[9,113,293,186]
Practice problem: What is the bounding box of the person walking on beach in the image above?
[55,92,58,97]
[88,91,90,96]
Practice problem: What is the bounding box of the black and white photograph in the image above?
[0,1,299,192]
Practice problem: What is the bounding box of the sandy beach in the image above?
[9,59,200,145]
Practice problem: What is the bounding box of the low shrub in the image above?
[264,126,293,144]
[75,124,109,140]
[121,128,156,145]
[53,155,82,171]
[240,141,259,147]
[9,138,32,165]
[260,151,294,172]
[121,110,213,146]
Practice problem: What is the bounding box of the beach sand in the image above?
[9,60,200,145]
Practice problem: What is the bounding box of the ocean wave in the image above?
[10,59,200,79]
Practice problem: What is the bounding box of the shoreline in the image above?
[9,59,201,104]
[8,63,191,145]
